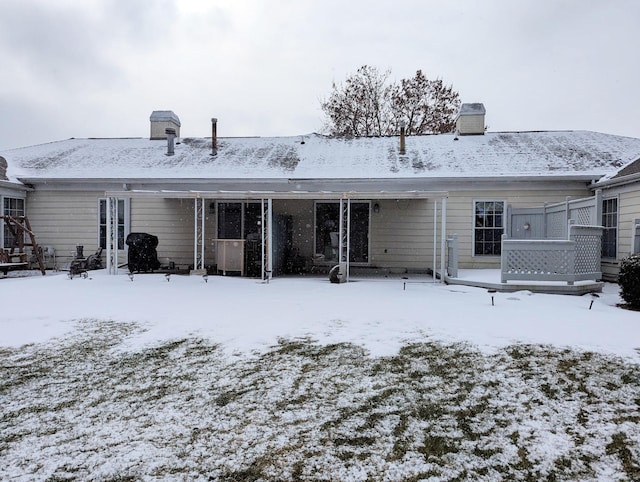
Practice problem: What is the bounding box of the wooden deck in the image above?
[444,269,604,295]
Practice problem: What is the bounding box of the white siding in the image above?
[370,199,434,272]
[599,184,640,280]
[22,187,596,274]
[445,189,592,269]
[26,191,102,266]
[130,197,195,268]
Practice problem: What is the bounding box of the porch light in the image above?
[373,203,380,214]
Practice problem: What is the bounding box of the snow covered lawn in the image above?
[1,271,639,480]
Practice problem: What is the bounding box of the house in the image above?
[2,105,640,281]
[592,156,640,280]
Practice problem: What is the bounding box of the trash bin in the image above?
[126,233,161,273]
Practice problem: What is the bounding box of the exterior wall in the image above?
[22,185,596,275]
[369,198,435,273]
[618,188,640,257]
[130,197,196,268]
[599,182,640,280]
[0,190,27,249]
[25,191,103,266]
[445,188,592,270]
[26,192,207,270]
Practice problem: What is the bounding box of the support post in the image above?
[189,196,205,273]
[193,198,198,271]
[201,199,206,270]
[107,196,118,275]
[261,199,272,281]
[565,196,571,237]
[594,189,603,225]
[433,199,438,283]
[440,197,447,284]
[191,196,206,273]
[337,197,349,282]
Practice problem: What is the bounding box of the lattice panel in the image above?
[505,249,572,275]
[573,234,601,274]
[546,212,566,239]
[570,207,594,226]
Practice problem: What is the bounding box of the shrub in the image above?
[618,255,640,309]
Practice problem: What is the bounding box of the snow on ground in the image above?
[1,270,638,360]
[1,271,639,481]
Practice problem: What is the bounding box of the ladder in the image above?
[0,215,46,275]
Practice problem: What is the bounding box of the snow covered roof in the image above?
[457,103,486,116]
[3,131,640,182]
[149,110,181,126]
[610,157,640,180]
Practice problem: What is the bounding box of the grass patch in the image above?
[1,323,639,480]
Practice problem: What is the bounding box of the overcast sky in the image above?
[1,0,638,151]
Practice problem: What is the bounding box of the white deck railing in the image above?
[500,225,602,284]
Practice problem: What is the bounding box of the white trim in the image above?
[106,190,448,200]
[440,197,447,283]
[98,197,130,250]
[471,199,507,257]
[601,195,619,260]
[1,195,26,249]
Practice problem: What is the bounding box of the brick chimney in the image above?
[455,103,486,135]
[150,111,181,140]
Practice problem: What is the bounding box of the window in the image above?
[601,198,618,259]
[314,201,369,263]
[217,202,262,239]
[474,200,504,256]
[99,199,128,249]
[3,197,25,248]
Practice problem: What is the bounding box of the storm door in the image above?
[216,201,263,276]
[314,201,369,264]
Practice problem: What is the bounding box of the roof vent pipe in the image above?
[399,123,406,155]
[211,118,218,155]
[165,128,176,156]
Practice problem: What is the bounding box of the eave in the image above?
[16,174,603,194]
[592,171,640,190]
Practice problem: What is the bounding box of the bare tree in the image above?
[321,66,460,137]
[321,66,392,137]
[390,71,460,135]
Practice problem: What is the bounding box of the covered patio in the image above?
[103,188,450,283]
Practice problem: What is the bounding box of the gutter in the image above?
[591,170,640,190]
[0,179,31,191]
[17,174,605,185]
